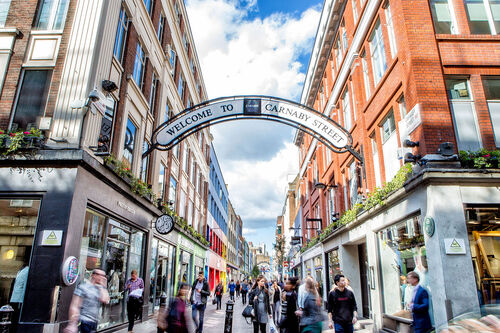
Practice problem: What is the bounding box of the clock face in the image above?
[155,215,174,234]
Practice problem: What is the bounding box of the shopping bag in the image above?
[269,320,277,333]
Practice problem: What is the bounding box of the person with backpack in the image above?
[166,283,189,333]
[214,282,224,310]
[241,280,249,304]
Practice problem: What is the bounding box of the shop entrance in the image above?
[358,243,370,318]
[465,204,500,305]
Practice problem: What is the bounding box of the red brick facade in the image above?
[298,0,500,245]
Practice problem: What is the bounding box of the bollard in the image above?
[0,305,13,333]
[224,300,234,333]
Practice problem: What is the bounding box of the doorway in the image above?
[358,243,370,318]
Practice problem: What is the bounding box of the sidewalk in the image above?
[118,293,335,333]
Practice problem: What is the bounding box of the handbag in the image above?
[242,304,254,318]
[212,297,217,305]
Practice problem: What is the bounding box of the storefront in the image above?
[149,234,177,314]
[325,248,341,293]
[176,234,206,291]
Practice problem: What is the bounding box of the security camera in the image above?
[88,89,100,102]
[403,139,419,148]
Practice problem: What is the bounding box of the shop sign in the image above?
[62,256,79,286]
[41,230,63,246]
[444,238,466,255]
[179,236,195,252]
[117,201,135,214]
[424,217,435,237]
[155,214,174,235]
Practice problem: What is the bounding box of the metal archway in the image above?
[145,95,362,162]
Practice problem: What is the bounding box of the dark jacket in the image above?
[190,279,210,305]
[411,286,432,333]
[282,290,299,333]
[327,288,357,324]
[166,297,188,333]
[249,287,271,323]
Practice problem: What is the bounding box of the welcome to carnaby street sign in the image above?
[147,96,360,161]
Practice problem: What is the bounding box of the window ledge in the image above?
[0,28,20,36]
[436,34,500,41]
[30,30,63,36]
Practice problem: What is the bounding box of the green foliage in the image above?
[301,163,414,253]
[251,265,260,278]
[458,149,500,169]
[0,128,44,156]
[161,202,209,247]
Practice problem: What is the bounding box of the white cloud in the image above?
[242,227,257,235]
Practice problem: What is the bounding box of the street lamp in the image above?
[314,182,338,190]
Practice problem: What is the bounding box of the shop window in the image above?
[11,70,52,131]
[464,0,500,35]
[34,0,70,30]
[0,0,11,27]
[80,209,145,330]
[132,43,146,88]
[429,0,458,34]
[483,78,500,147]
[122,118,137,168]
[378,216,433,321]
[97,98,116,153]
[446,78,482,151]
[465,205,500,305]
[158,162,166,200]
[369,20,387,86]
[178,250,193,285]
[113,7,128,64]
[327,249,341,292]
[149,239,176,313]
[0,199,40,323]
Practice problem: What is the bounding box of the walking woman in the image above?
[248,275,272,333]
[280,276,299,333]
[166,283,189,333]
[300,277,324,333]
[270,280,282,325]
[214,282,224,310]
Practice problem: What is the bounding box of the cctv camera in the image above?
[88,89,100,102]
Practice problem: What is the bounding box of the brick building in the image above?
[294,0,500,331]
[0,0,215,331]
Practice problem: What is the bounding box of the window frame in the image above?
[384,1,397,57]
[369,20,388,85]
[0,0,12,28]
[34,0,70,31]
[113,7,129,64]
[464,0,499,35]
[132,43,146,88]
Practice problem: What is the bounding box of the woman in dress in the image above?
[248,275,272,333]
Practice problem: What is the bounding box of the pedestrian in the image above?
[166,283,189,333]
[65,269,110,333]
[327,274,357,333]
[228,279,236,301]
[241,279,249,304]
[249,275,272,333]
[125,269,145,332]
[300,277,323,333]
[297,276,309,332]
[270,280,282,325]
[236,280,241,298]
[279,276,299,333]
[407,271,433,333]
[190,271,210,333]
[215,282,224,310]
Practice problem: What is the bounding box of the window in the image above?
[149,73,158,115]
[143,0,153,15]
[190,158,195,183]
[342,89,352,131]
[429,0,458,34]
[465,0,499,34]
[169,47,176,74]
[182,147,189,172]
[179,191,186,218]
[381,111,396,143]
[35,0,70,30]
[132,43,146,88]
[361,51,371,100]
[327,188,336,225]
[370,20,387,85]
[97,98,116,153]
[158,162,166,199]
[348,161,359,207]
[353,0,359,22]
[11,70,52,131]
[178,73,185,101]
[385,2,397,57]
[164,100,172,123]
[169,176,177,207]
[341,26,348,53]
[158,13,166,44]
[335,37,342,67]
[398,94,407,118]
[446,78,482,151]
[483,78,500,146]
[381,111,400,182]
[113,7,128,63]
[371,133,382,187]
[141,141,150,182]
[123,118,136,168]
[0,0,11,27]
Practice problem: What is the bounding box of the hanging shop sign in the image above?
[155,214,174,235]
[444,238,466,255]
[62,256,79,286]
[424,216,435,237]
[41,230,63,246]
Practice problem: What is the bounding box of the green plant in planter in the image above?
[0,128,44,156]
[459,149,500,169]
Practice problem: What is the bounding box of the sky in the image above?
[185,0,322,255]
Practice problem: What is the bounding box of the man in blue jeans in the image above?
[190,271,210,333]
[327,274,358,333]
[228,279,236,301]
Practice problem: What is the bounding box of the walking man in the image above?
[228,279,236,301]
[241,279,249,304]
[125,269,144,332]
[190,271,210,333]
[328,274,357,333]
[407,271,433,333]
[66,269,110,333]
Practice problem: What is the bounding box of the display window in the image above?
[178,250,193,286]
[465,205,500,305]
[378,215,433,321]
[0,198,40,326]
[326,249,341,292]
[79,208,145,330]
[313,255,323,297]
[149,239,176,313]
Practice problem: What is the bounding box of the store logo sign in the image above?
[424,217,435,237]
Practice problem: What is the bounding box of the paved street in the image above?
[117,294,334,333]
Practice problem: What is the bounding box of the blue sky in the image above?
[186,0,322,256]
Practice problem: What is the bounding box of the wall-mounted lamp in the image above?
[314,182,338,190]
[403,139,419,148]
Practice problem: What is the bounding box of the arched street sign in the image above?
[147,96,362,162]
